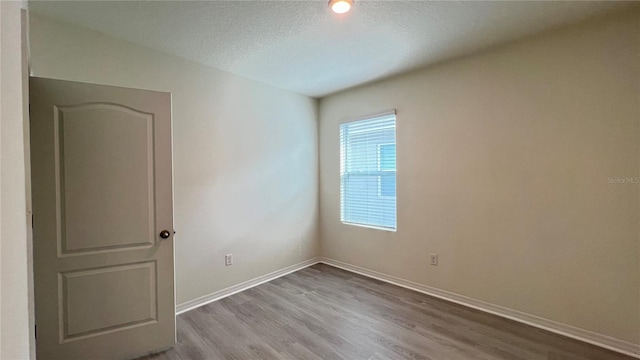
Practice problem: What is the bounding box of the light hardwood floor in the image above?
[139,264,633,360]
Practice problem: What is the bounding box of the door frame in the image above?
[0,4,36,360]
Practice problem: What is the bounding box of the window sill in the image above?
[341,221,396,232]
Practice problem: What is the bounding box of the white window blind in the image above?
[340,112,396,231]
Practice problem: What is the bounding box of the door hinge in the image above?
[31,214,34,229]
[34,324,37,340]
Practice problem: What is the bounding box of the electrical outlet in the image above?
[430,254,438,266]
[225,254,233,266]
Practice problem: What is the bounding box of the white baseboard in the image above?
[319,257,640,359]
[176,257,321,315]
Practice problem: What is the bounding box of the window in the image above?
[340,112,396,231]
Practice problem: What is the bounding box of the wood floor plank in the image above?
[137,264,634,360]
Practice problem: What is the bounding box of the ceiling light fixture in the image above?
[329,0,353,14]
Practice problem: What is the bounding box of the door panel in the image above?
[61,261,157,341]
[57,104,155,253]
[31,77,175,360]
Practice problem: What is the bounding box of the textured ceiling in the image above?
[29,1,634,97]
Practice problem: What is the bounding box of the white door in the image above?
[30,77,175,360]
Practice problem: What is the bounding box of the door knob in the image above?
[159,230,171,239]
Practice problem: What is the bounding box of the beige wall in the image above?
[28,15,320,305]
[319,12,639,345]
[1,2,33,359]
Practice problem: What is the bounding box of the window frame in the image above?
[339,110,397,232]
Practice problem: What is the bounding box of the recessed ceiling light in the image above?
[329,0,353,14]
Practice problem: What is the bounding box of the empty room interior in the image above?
[1,0,639,359]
